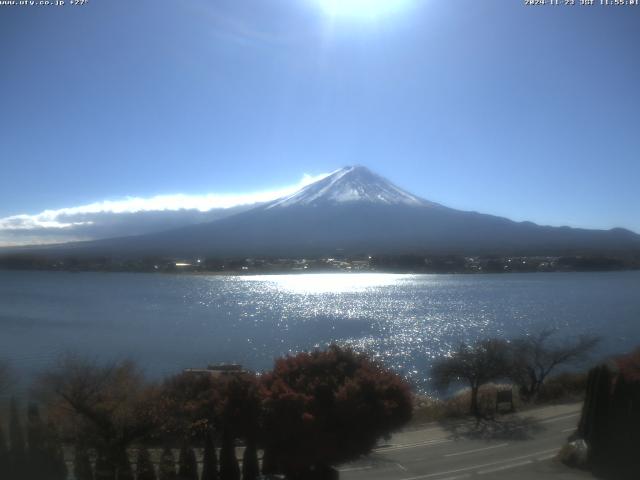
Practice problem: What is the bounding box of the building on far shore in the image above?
[183,363,246,377]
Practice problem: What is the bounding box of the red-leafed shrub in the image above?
[260,345,412,479]
[615,348,640,382]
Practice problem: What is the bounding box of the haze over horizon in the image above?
[2,0,639,245]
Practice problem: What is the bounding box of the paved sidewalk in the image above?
[340,403,594,480]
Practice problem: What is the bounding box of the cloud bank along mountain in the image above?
[0,173,329,246]
[30,166,640,258]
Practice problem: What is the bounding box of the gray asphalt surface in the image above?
[339,403,593,480]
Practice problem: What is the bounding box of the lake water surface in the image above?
[1,270,638,391]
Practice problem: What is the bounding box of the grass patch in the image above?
[411,372,588,426]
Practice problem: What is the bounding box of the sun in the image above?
[313,0,411,19]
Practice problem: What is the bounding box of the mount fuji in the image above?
[16,166,640,258]
[267,166,431,208]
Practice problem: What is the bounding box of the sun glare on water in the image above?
[241,273,413,294]
[313,0,412,19]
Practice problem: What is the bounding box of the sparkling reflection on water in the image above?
[0,271,638,393]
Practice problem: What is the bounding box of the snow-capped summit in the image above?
[267,166,435,208]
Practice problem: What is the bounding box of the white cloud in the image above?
[0,172,330,245]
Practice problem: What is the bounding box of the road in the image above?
[339,403,593,480]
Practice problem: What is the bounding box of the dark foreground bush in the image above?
[261,345,413,480]
[575,350,640,479]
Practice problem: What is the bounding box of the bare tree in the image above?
[431,339,511,417]
[35,354,161,477]
[0,360,13,395]
[509,329,599,401]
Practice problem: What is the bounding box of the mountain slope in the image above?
[267,166,433,208]
[12,166,640,258]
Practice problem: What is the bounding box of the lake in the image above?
[0,270,638,392]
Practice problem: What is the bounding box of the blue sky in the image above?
[1,0,639,244]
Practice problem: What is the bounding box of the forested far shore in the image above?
[1,252,639,274]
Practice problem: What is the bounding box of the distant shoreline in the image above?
[1,251,639,275]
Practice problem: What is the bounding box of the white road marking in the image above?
[399,448,558,480]
[477,459,533,475]
[561,427,576,433]
[338,465,373,472]
[378,438,453,452]
[443,442,509,457]
[537,453,558,461]
[397,463,408,471]
[539,412,580,424]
